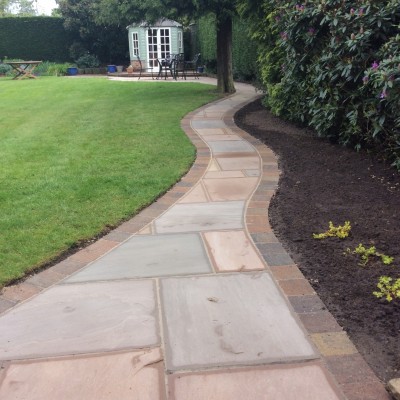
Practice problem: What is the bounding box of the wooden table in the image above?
[6,61,42,80]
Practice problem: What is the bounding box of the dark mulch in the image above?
[235,99,400,383]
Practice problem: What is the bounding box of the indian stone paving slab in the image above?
[203,231,265,272]
[0,348,165,400]
[191,120,226,129]
[178,183,209,203]
[160,273,317,371]
[0,280,158,360]
[154,201,245,233]
[168,362,343,400]
[65,233,212,282]
[208,140,255,154]
[202,177,258,201]
[201,134,242,141]
[215,156,260,171]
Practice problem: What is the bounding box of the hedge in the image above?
[0,17,76,62]
[195,15,258,81]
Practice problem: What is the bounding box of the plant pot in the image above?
[67,67,78,76]
[107,65,117,73]
[116,65,124,73]
[197,66,205,73]
[126,65,134,74]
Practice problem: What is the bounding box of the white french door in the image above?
[147,28,171,69]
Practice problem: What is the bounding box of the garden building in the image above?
[127,19,184,71]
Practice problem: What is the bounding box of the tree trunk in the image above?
[216,13,235,94]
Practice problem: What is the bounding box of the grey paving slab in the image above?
[208,140,255,154]
[0,280,158,360]
[65,233,212,283]
[154,201,245,233]
[160,273,317,371]
[191,120,226,129]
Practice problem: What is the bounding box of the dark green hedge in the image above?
[195,15,258,81]
[0,17,76,62]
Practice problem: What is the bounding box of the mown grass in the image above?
[0,77,219,287]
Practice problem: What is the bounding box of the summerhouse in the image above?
[127,19,184,71]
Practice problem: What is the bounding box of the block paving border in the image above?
[0,87,392,400]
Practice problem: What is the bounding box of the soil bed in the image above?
[235,99,400,383]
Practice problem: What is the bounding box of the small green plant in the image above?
[313,221,351,239]
[346,243,394,266]
[373,276,400,302]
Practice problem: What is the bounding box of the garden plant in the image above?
[239,0,400,168]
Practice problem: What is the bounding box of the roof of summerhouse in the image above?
[127,18,182,29]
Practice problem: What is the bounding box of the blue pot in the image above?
[67,67,78,76]
[107,65,117,73]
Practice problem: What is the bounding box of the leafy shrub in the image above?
[0,63,12,75]
[75,53,100,68]
[238,0,400,168]
[33,61,71,76]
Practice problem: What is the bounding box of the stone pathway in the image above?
[0,80,390,399]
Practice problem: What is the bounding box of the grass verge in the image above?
[0,77,219,287]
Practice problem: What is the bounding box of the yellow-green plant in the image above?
[346,243,394,266]
[313,221,351,240]
[373,276,400,302]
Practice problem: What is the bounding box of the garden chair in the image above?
[136,55,154,80]
[185,53,201,79]
[156,54,176,80]
[173,53,186,80]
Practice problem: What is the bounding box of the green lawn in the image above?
[0,77,219,287]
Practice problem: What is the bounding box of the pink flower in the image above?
[371,61,379,70]
[362,75,369,84]
[308,27,316,35]
[359,8,364,16]
[350,8,355,15]
[280,32,288,40]
[380,90,387,99]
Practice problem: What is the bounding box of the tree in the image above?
[1,0,36,16]
[95,0,236,93]
[56,0,128,63]
[2,0,36,15]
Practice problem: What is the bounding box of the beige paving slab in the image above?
[196,128,226,136]
[202,134,242,141]
[169,362,342,400]
[203,177,258,201]
[0,280,158,360]
[0,348,165,400]
[207,159,220,171]
[203,231,265,272]
[161,273,316,371]
[216,156,260,171]
[179,183,209,203]
[204,171,246,179]
[154,201,245,233]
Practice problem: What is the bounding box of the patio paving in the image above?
[0,78,390,399]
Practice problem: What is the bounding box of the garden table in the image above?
[6,61,42,80]
[156,57,176,80]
